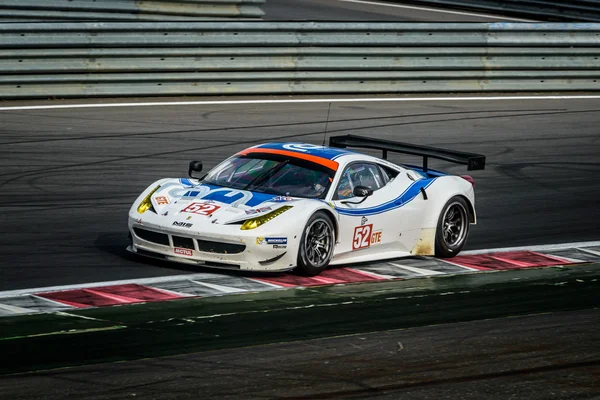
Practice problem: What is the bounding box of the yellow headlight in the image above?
[137,185,161,214]
[240,206,292,230]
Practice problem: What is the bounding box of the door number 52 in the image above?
[352,224,373,250]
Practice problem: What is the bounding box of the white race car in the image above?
[128,135,485,276]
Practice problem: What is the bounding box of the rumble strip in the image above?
[0,241,598,317]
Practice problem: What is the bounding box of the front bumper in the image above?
[128,215,298,272]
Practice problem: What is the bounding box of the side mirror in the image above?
[353,186,373,198]
[188,161,203,179]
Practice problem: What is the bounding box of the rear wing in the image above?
[329,134,485,172]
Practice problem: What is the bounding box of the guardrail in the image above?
[392,0,600,22]
[0,0,264,21]
[1,22,599,99]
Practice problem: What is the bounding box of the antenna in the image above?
[321,102,332,146]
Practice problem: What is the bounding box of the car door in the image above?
[331,162,412,258]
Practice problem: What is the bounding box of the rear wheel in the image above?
[296,211,335,276]
[435,196,470,258]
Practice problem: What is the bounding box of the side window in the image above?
[378,164,399,184]
[335,163,384,200]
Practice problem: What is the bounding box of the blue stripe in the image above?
[402,164,447,178]
[335,178,436,216]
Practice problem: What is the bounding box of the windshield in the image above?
[202,154,334,199]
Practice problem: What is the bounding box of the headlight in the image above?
[137,185,161,214]
[241,206,292,230]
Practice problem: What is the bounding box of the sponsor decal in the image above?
[352,224,382,251]
[174,247,193,256]
[180,188,251,206]
[155,196,169,205]
[173,221,193,228]
[245,206,272,215]
[136,218,143,224]
[273,245,287,249]
[163,181,282,208]
[266,237,288,245]
[371,230,382,245]
[282,143,326,153]
[257,237,288,245]
[271,196,293,202]
[182,202,221,216]
[360,216,368,226]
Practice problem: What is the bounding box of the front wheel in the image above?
[435,196,470,258]
[296,211,335,276]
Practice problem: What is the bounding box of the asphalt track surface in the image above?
[1,96,600,290]
[262,0,525,21]
[1,308,598,399]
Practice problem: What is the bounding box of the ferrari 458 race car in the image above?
[128,135,485,276]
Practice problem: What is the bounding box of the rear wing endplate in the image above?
[329,134,485,172]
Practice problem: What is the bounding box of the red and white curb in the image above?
[1,241,598,317]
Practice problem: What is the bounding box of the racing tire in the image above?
[435,196,470,258]
[296,211,335,276]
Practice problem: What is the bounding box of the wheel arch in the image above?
[411,185,475,256]
[291,202,339,247]
[295,205,338,276]
[316,207,339,241]
[459,194,476,224]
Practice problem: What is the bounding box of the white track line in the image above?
[189,280,247,294]
[0,303,36,314]
[2,95,600,112]
[578,247,600,257]
[461,241,600,255]
[55,311,106,322]
[0,272,234,298]
[339,0,535,21]
[1,240,598,299]
[30,294,76,308]
[388,262,445,276]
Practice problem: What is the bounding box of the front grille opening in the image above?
[197,239,246,254]
[172,235,194,250]
[134,228,169,246]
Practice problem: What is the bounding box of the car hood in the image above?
[149,179,300,225]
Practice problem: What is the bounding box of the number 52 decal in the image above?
[352,224,382,250]
[181,202,221,216]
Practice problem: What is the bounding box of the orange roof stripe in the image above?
[238,148,339,171]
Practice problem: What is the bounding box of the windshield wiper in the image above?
[243,160,290,191]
